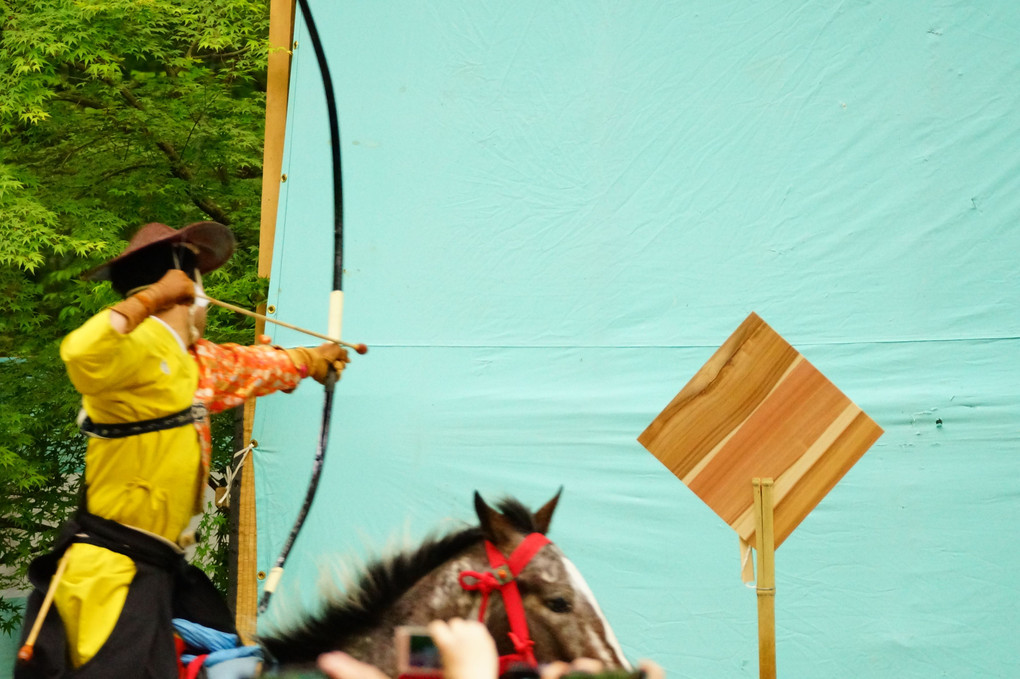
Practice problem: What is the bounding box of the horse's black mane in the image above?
[260,497,542,664]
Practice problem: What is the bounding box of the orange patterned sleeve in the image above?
[190,339,304,415]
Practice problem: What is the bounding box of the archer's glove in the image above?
[110,269,196,333]
[286,343,349,384]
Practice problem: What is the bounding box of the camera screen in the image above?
[407,632,440,669]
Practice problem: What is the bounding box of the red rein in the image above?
[458,533,552,673]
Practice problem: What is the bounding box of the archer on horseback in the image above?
[14,221,349,679]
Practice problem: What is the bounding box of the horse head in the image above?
[259,490,630,674]
[471,490,630,670]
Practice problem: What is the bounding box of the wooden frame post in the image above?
[235,0,296,642]
[753,477,777,679]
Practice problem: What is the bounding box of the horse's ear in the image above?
[533,486,563,535]
[475,491,518,546]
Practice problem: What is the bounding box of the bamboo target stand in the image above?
[753,478,776,679]
[639,313,883,678]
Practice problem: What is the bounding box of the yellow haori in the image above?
[638,312,883,575]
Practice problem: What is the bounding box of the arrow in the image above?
[196,292,367,354]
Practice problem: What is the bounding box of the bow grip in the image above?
[329,290,344,340]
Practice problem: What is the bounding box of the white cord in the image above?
[216,441,255,507]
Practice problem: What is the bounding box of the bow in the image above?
[258,0,345,613]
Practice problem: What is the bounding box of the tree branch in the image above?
[73,161,162,198]
[55,92,105,109]
[195,46,253,60]
[108,80,233,225]
[0,516,52,536]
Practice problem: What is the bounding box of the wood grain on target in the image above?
[639,313,883,549]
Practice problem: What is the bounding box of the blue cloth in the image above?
[172,618,263,667]
[204,656,261,679]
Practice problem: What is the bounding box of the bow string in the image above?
[258,0,345,614]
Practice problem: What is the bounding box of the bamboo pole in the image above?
[236,0,296,642]
[753,477,777,679]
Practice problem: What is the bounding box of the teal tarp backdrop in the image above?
[252,3,1020,677]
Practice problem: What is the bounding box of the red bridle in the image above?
[458,533,552,673]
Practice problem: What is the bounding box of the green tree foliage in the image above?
[0,0,271,632]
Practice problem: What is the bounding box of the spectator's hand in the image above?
[635,660,664,679]
[539,658,665,679]
[427,618,498,679]
[540,659,604,679]
[317,651,391,679]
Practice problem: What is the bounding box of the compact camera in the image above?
[261,627,442,679]
[395,626,443,678]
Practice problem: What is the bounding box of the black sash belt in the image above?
[74,510,185,572]
[78,404,207,439]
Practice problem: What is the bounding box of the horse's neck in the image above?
[344,547,485,674]
[393,551,483,623]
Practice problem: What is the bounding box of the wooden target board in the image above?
[639,313,883,551]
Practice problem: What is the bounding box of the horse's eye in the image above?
[545,596,572,613]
